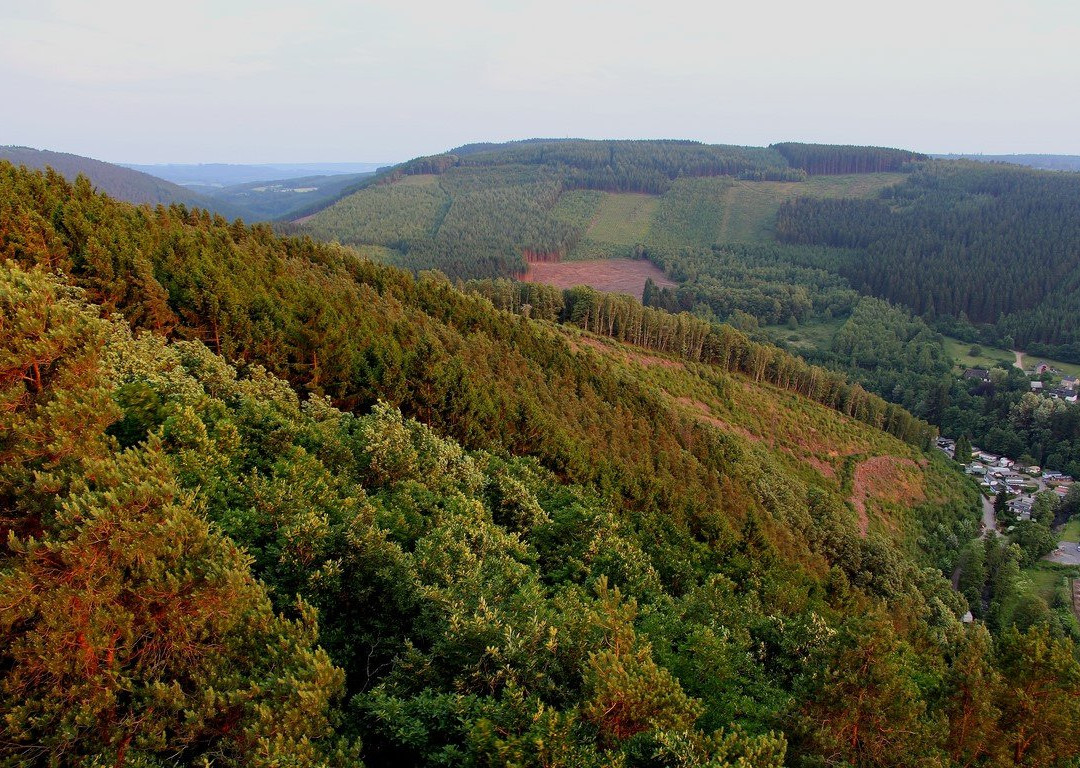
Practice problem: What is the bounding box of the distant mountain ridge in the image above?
[934,153,1080,172]
[0,146,242,218]
[122,161,389,187]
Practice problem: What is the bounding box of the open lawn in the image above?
[521,258,675,300]
[1060,517,1080,543]
[1018,564,1067,604]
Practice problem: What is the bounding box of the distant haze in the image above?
[2,0,1078,162]
[122,163,388,187]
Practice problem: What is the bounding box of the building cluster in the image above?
[936,437,1074,522]
[963,366,1079,402]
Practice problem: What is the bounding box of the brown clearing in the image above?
[849,456,925,538]
[521,258,676,301]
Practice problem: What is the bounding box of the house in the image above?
[1026,466,1041,475]
[978,452,999,464]
[963,368,990,382]
[1062,376,1079,391]
[1030,381,1044,392]
[1008,499,1033,519]
[997,457,1013,468]
[1033,363,1052,375]
[967,464,988,476]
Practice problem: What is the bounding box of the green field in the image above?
[1017,564,1065,603]
[648,177,732,248]
[942,335,1080,377]
[585,192,658,245]
[1060,517,1080,542]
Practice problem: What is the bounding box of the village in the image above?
[962,363,1079,403]
[936,432,1079,562]
[937,437,1073,513]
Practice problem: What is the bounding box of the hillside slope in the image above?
[0,145,244,218]
[298,139,915,284]
[4,162,1079,767]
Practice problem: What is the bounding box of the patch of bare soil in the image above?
[521,258,676,300]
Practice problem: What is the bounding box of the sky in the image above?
[1,0,1079,163]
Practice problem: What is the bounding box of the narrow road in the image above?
[1013,350,1024,370]
[981,494,997,537]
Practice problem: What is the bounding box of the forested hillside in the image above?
[298,139,907,284]
[0,145,243,218]
[776,161,1080,360]
[6,162,1079,766]
[771,143,927,175]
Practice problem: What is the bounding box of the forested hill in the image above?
[297,138,918,279]
[776,160,1080,360]
[0,145,243,218]
[935,153,1080,172]
[7,161,1078,766]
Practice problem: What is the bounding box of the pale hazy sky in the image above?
[2,0,1078,163]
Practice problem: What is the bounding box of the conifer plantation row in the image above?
[3,161,1080,766]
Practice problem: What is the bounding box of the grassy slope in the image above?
[585,193,658,244]
[572,173,906,259]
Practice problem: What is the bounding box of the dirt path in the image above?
[1014,350,1024,370]
[981,495,997,537]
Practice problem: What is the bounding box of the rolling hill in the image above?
[0,145,244,218]
[200,171,374,221]
[10,160,1076,767]
[298,139,916,294]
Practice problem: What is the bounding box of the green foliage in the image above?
[776,160,1080,361]
[4,165,1075,767]
[770,143,927,175]
[953,434,971,464]
[0,265,347,767]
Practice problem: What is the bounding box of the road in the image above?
[1045,541,1080,566]
[980,494,997,537]
[1014,350,1024,370]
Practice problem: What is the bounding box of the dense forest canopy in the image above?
[775,161,1080,360]
[771,143,928,175]
[6,161,1079,766]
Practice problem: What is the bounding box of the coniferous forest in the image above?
[6,157,1080,767]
